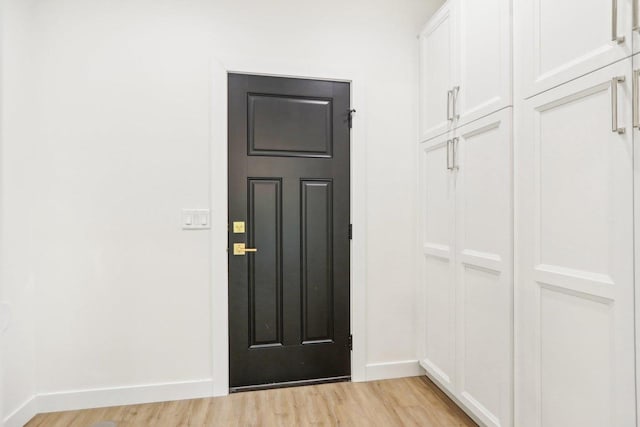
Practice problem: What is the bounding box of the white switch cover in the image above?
[182,209,210,230]
[0,303,10,334]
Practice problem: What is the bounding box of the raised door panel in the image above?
[517,0,633,98]
[456,0,512,126]
[455,109,512,427]
[420,2,456,142]
[516,59,635,427]
[419,133,457,392]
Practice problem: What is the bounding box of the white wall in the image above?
[1,0,38,424]
[2,0,444,420]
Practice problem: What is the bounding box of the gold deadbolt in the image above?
[233,243,258,256]
[233,221,245,233]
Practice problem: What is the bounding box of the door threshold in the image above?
[230,375,351,393]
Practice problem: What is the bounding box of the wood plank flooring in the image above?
[26,376,477,427]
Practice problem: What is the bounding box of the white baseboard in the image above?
[365,360,425,381]
[3,379,216,427]
[3,396,37,427]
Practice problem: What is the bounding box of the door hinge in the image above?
[348,109,356,129]
[348,334,353,350]
[349,224,353,240]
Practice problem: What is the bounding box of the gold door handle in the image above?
[233,243,258,256]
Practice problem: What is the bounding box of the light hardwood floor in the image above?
[26,376,477,427]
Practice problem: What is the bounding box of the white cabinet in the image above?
[455,0,512,127]
[635,4,640,54]
[419,109,513,427]
[419,0,512,142]
[516,58,636,427]
[634,52,640,421]
[517,0,634,98]
[420,3,456,142]
[418,131,457,394]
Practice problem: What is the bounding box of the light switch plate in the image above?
[182,209,210,230]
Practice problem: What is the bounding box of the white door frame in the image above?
[209,57,368,396]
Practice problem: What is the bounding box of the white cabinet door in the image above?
[454,109,512,427]
[517,0,633,98]
[516,58,635,427]
[634,2,640,54]
[420,2,456,142]
[633,53,640,422]
[419,132,457,393]
[455,0,512,127]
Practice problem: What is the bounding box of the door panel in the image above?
[455,109,512,427]
[456,0,512,126]
[248,179,283,347]
[517,0,633,98]
[228,74,351,390]
[420,3,456,142]
[419,133,456,392]
[516,59,635,427]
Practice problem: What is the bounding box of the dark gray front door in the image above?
[227,74,351,391]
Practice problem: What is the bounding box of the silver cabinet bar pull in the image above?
[611,76,626,134]
[446,139,453,170]
[447,90,453,121]
[634,0,639,31]
[634,69,640,129]
[452,137,460,170]
[612,0,626,43]
[452,86,460,121]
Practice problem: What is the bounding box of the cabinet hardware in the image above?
[634,70,640,129]
[447,90,453,121]
[612,0,626,43]
[611,76,626,134]
[452,86,460,120]
[634,0,639,32]
[452,137,460,169]
[446,139,453,170]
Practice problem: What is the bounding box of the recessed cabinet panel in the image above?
[634,6,640,54]
[420,134,456,392]
[516,59,635,427]
[248,94,332,158]
[456,0,511,126]
[540,288,612,427]
[455,110,512,427]
[634,53,640,421]
[420,4,456,142]
[517,0,633,98]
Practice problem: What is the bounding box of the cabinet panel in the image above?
[455,110,512,427]
[420,3,456,142]
[516,58,635,427]
[634,52,640,423]
[634,3,640,54]
[419,133,456,392]
[517,0,633,98]
[456,0,512,126]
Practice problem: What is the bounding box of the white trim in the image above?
[37,379,215,414]
[365,360,425,382]
[209,57,368,396]
[420,363,485,427]
[3,396,37,427]
[3,379,215,427]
